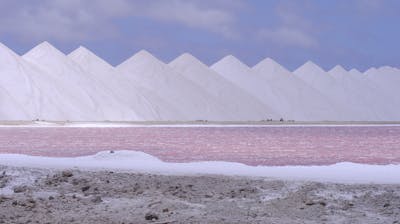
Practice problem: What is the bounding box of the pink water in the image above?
[0,126,399,166]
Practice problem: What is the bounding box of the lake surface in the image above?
[0,126,399,166]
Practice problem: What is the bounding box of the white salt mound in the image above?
[0,150,399,184]
[0,41,398,121]
[117,50,236,121]
[170,53,278,121]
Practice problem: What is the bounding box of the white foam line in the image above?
[1,150,399,184]
[1,122,400,128]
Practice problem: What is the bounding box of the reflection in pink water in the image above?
[0,126,399,166]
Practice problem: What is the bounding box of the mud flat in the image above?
[0,165,399,224]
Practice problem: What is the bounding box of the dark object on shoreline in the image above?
[81,186,90,192]
[145,212,159,221]
[13,186,28,193]
[62,170,73,178]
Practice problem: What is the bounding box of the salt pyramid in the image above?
[117,50,230,121]
[0,43,34,120]
[212,56,339,121]
[23,42,139,121]
[329,65,398,120]
[0,42,77,120]
[293,61,369,121]
[0,41,398,122]
[253,58,345,121]
[170,53,277,121]
[365,66,400,119]
[68,46,170,121]
[366,66,400,96]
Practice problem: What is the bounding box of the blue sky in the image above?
[0,0,399,71]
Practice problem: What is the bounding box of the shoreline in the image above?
[1,151,400,184]
[1,120,400,128]
[1,165,399,223]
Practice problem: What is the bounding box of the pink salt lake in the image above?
[0,126,399,166]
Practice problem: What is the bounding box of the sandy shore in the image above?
[0,166,399,224]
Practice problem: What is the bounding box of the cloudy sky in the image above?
[1,0,399,71]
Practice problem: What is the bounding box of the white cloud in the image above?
[257,1,318,49]
[142,0,237,38]
[0,0,129,41]
[0,0,239,42]
[258,27,317,48]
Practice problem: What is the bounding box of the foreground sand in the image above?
[0,166,399,224]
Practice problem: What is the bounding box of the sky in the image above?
[0,0,399,71]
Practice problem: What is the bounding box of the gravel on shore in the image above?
[0,165,399,224]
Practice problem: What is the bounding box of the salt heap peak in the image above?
[211,55,257,82]
[170,53,207,68]
[253,57,291,75]
[363,67,376,76]
[349,69,364,78]
[22,41,75,75]
[69,46,94,59]
[328,65,349,80]
[377,66,399,74]
[118,50,162,69]
[254,57,280,69]
[329,65,348,74]
[69,46,113,71]
[210,55,254,85]
[24,41,66,59]
[295,61,326,74]
[211,55,251,71]
[294,61,337,86]
[132,49,157,61]
[216,55,241,64]
[210,55,257,89]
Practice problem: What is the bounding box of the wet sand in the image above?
[1,165,399,224]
